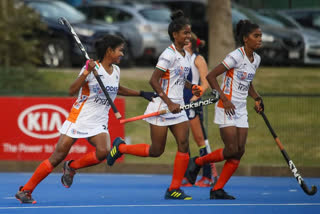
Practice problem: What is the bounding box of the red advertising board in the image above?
[0,97,125,161]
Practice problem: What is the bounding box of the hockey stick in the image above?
[120,92,220,124]
[58,17,121,119]
[260,111,317,196]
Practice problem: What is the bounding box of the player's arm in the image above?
[190,55,209,101]
[149,68,180,113]
[118,85,158,101]
[207,63,236,116]
[69,59,95,96]
[248,82,264,113]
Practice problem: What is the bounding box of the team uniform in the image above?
[144,44,191,126]
[60,63,120,138]
[183,52,202,120]
[215,47,261,128]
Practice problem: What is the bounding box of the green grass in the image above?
[19,66,320,166]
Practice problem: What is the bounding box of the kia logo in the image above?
[18,104,69,139]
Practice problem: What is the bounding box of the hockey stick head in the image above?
[304,185,317,196]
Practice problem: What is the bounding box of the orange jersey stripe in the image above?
[217,68,234,108]
[67,82,90,123]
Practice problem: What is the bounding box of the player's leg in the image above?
[16,135,75,203]
[107,124,168,166]
[189,115,215,187]
[61,133,110,188]
[210,126,247,199]
[165,121,192,200]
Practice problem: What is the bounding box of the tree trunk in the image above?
[207,0,235,69]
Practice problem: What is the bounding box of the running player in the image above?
[185,20,264,199]
[181,33,218,187]
[106,10,202,200]
[15,34,157,204]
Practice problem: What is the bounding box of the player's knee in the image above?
[223,145,239,159]
[235,147,245,159]
[50,152,67,167]
[96,148,108,161]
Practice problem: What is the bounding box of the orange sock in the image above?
[119,144,150,157]
[196,148,224,166]
[213,159,240,190]
[22,159,53,192]
[169,151,189,191]
[69,151,101,170]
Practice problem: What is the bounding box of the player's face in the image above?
[245,28,262,50]
[174,24,191,47]
[110,43,124,64]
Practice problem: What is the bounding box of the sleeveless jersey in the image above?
[217,46,261,107]
[66,63,120,130]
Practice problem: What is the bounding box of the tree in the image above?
[0,0,45,69]
[207,0,235,69]
[0,0,45,94]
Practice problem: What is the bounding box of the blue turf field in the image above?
[1,173,319,214]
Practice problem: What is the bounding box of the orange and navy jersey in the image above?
[218,47,261,107]
[155,43,191,102]
[67,63,120,129]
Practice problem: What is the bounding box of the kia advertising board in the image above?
[0,97,125,161]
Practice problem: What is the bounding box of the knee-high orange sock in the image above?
[213,159,240,190]
[169,151,189,191]
[196,148,224,166]
[119,144,150,157]
[69,151,101,170]
[22,159,53,193]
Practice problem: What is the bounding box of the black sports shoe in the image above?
[210,189,235,199]
[61,160,76,188]
[15,186,36,204]
[164,188,192,200]
[107,137,126,166]
[185,156,201,184]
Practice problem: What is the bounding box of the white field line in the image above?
[1,203,320,209]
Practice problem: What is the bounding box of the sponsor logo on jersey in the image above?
[17,104,68,139]
[71,129,88,135]
[224,77,232,95]
[237,71,255,81]
[94,95,109,106]
[237,71,248,80]
[238,82,249,91]
[74,95,88,109]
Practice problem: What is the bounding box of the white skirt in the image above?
[143,97,188,126]
[59,120,109,138]
[214,100,249,128]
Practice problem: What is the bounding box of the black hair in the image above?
[95,34,125,62]
[168,10,190,42]
[236,19,260,45]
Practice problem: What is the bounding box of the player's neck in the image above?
[244,46,254,62]
[101,60,113,74]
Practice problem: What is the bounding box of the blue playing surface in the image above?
[1,173,319,214]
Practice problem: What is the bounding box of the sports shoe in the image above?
[164,188,192,200]
[15,186,36,204]
[185,156,201,185]
[107,137,126,166]
[195,176,214,187]
[210,189,235,199]
[181,177,193,187]
[61,160,76,188]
